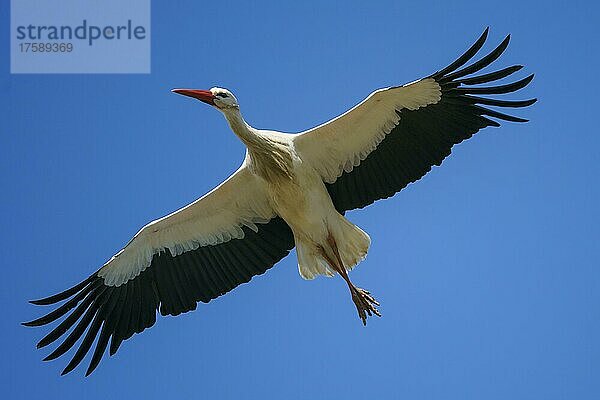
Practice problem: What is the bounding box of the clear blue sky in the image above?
[1,1,599,399]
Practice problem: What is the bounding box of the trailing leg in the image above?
[322,235,381,325]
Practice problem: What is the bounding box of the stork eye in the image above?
[216,93,228,98]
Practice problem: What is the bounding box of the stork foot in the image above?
[351,287,381,325]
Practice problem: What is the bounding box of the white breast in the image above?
[267,158,336,242]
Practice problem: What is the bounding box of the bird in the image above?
[24,28,536,376]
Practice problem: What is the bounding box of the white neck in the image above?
[221,107,294,181]
[221,107,258,147]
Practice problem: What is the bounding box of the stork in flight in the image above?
[24,28,535,376]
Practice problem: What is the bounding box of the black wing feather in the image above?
[327,28,536,212]
[24,217,294,375]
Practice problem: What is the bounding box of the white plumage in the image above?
[24,28,536,376]
[100,78,443,286]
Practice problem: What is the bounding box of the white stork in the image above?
[24,28,536,376]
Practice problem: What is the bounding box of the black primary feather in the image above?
[327,27,536,212]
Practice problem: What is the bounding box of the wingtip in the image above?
[36,337,52,349]
[109,338,121,356]
[479,27,490,42]
[479,27,490,43]
[524,98,538,107]
[523,73,535,86]
[42,348,63,362]
[27,274,98,306]
[61,363,76,376]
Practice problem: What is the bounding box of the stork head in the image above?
[171,87,239,110]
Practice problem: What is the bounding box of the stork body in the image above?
[227,117,377,317]
[24,29,536,376]
[223,110,371,281]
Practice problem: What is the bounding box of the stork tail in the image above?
[296,215,370,280]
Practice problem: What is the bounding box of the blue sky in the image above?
[1,1,599,399]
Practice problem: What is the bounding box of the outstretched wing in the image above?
[294,28,536,212]
[23,163,295,376]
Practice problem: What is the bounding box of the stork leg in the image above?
[323,235,381,325]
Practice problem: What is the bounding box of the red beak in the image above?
[171,89,216,106]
